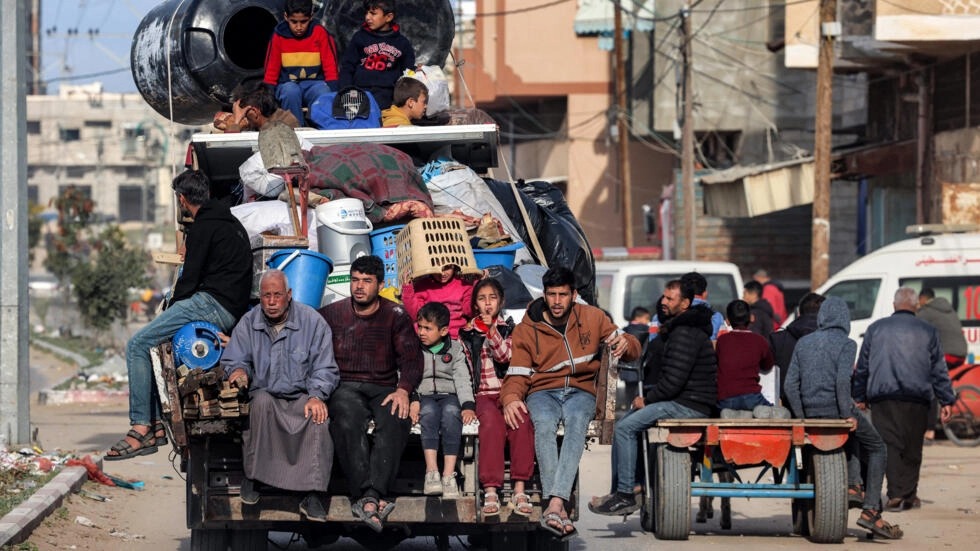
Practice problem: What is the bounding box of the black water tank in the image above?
[132,0,455,125]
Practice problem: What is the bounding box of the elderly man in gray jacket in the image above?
[221,269,340,522]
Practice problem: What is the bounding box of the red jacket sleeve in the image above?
[319,27,339,82]
[263,34,282,85]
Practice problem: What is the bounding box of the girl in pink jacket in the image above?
[401,264,476,338]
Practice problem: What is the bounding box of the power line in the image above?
[475,0,571,17]
[42,66,131,84]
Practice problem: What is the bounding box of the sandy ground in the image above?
[18,347,980,550]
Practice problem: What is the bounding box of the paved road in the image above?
[26,393,980,550]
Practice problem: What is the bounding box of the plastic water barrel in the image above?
[131,0,455,125]
[315,198,373,266]
[267,249,333,308]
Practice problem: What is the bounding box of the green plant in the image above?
[72,226,149,335]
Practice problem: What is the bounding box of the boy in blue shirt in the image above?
[338,0,416,110]
[263,0,339,125]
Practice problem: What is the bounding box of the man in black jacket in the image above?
[106,170,252,460]
[593,279,717,515]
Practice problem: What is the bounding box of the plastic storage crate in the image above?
[396,217,482,284]
[369,224,405,289]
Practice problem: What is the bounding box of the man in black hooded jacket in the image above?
[593,278,717,515]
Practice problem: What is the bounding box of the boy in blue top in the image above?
[263,0,339,126]
[338,0,416,110]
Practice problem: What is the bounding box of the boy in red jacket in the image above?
[263,0,339,126]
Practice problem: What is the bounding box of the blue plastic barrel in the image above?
[267,249,334,308]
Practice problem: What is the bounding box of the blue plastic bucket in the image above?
[473,242,525,270]
[369,224,405,288]
[267,249,334,308]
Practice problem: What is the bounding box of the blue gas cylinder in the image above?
[172,321,223,370]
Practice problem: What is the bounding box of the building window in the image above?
[125,166,146,179]
[27,120,40,134]
[84,120,112,129]
[65,166,87,179]
[59,127,81,141]
[118,185,154,223]
[28,185,38,205]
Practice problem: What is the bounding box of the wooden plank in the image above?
[160,343,188,448]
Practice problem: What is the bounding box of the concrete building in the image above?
[27,83,199,249]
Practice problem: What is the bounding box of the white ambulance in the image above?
[813,225,980,359]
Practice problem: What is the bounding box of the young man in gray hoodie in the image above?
[783,297,903,539]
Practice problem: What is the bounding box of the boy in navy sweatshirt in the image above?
[338,0,416,110]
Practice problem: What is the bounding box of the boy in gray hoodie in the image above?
[784,297,903,539]
[409,302,476,498]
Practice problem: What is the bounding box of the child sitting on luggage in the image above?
[715,300,777,417]
[338,0,416,110]
[401,263,476,339]
[381,77,428,127]
[409,302,476,497]
[263,0,339,125]
[459,278,535,517]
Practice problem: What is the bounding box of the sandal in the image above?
[351,496,383,533]
[857,509,903,539]
[105,428,158,461]
[482,491,500,517]
[559,517,578,541]
[539,512,564,538]
[510,492,533,517]
[377,499,396,522]
[152,420,168,447]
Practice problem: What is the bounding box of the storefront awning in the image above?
[574,0,655,36]
[700,158,815,218]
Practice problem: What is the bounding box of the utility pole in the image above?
[811,0,836,289]
[614,1,633,247]
[680,6,696,260]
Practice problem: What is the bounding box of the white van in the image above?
[595,260,745,327]
[813,227,980,359]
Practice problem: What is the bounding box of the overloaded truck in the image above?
[133,1,606,549]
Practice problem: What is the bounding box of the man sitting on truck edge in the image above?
[106,170,251,461]
[319,255,422,532]
[214,81,300,133]
[592,279,717,516]
[220,270,339,521]
[501,266,640,539]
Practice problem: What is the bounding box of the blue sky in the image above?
[41,0,159,93]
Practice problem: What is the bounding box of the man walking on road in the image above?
[107,170,252,461]
[853,287,956,511]
[501,266,640,540]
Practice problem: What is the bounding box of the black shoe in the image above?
[300,493,327,522]
[591,492,640,516]
[240,477,260,505]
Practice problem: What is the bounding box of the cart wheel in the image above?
[943,385,980,447]
[190,528,228,551]
[791,498,810,536]
[640,440,656,532]
[654,444,691,541]
[806,448,847,543]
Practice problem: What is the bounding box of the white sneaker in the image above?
[442,473,460,498]
[424,471,442,495]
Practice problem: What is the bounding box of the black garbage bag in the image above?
[484,179,597,305]
[483,265,535,310]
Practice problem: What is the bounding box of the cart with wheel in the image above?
[639,418,853,543]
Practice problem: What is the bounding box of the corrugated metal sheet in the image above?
[700,159,815,218]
